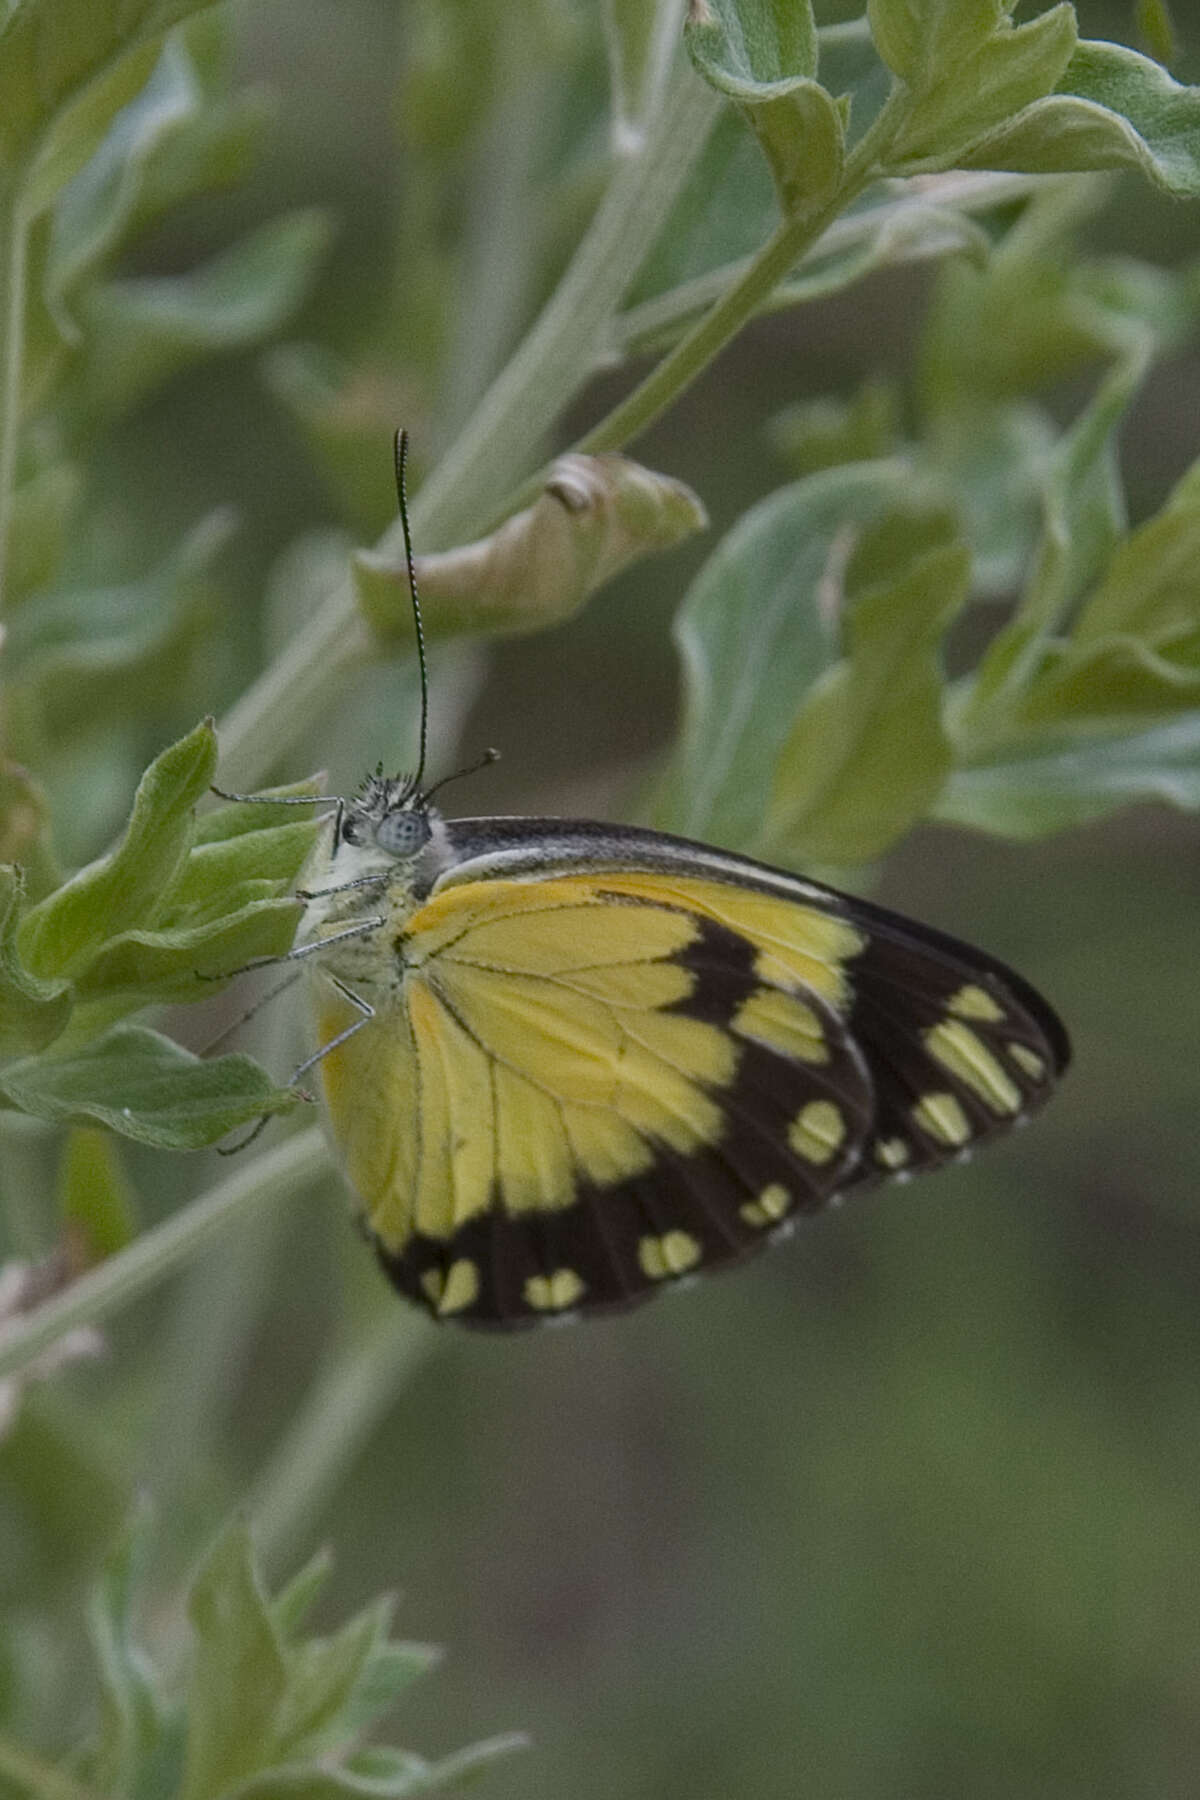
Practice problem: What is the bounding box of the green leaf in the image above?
[331,1642,443,1743]
[0,1023,298,1148]
[763,507,969,864]
[0,865,72,1055]
[747,80,845,215]
[181,1525,289,1800]
[889,4,1078,167]
[1014,634,1200,726]
[619,172,1029,361]
[1135,0,1178,68]
[44,36,202,340]
[64,1522,499,1800]
[770,379,901,477]
[624,106,779,309]
[687,0,843,214]
[164,820,317,917]
[86,1510,183,1800]
[356,453,707,643]
[269,1600,394,1761]
[935,714,1200,837]
[0,0,223,210]
[268,1549,335,1640]
[817,17,891,147]
[924,401,1053,599]
[955,349,1148,747]
[39,21,272,351]
[57,1125,138,1260]
[75,208,331,423]
[655,459,913,846]
[687,0,818,86]
[6,461,80,604]
[18,719,216,980]
[1006,350,1144,632]
[917,181,1148,412]
[0,1391,130,1603]
[867,0,1002,86]
[1073,457,1200,647]
[2,511,236,740]
[69,895,303,1006]
[960,38,1200,195]
[227,1735,529,1800]
[195,779,327,846]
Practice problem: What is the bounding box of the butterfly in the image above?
[225,436,1069,1330]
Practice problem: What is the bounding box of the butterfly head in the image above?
[337,769,435,863]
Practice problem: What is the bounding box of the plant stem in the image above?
[484,88,910,530]
[0,1126,329,1383]
[0,178,28,614]
[215,67,721,793]
[572,93,907,461]
[402,66,723,553]
[251,1303,434,1574]
[612,169,1049,356]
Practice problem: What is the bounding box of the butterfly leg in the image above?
[200,968,303,1058]
[288,975,375,1084]
[295,873,389,901]
[218,976,376,1156]
[210,916,387,980]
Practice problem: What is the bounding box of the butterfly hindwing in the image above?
[835,893,1069,1185]
[309,817,1068,1328]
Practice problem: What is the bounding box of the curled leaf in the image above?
[686,0,844,215]
[354,453,707,642]
[0,866,72,1055]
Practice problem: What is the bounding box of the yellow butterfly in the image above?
[229,437,1068,1329]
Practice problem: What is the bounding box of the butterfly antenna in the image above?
[393,428,429,791]
[422,746,500,803]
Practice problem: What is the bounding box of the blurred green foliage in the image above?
[0,0,1198,1795]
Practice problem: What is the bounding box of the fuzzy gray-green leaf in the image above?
[656,459,914,847]
[181,1524,289,1800]
[0,866,72,1055]
[17,720,216,981]
[0,0,223,209]
[0,1023,296,1147]
[76,208,330,423]
[936,714,1200,837]
[764,508,968,864]
[960,38,1200,194]
[890,4,1078,167]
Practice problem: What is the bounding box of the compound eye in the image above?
[376,807,431,858]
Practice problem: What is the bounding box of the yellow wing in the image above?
[313,870,877,1326]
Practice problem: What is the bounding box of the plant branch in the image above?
[0,1126,329,1382]
[251,1302,435,1574]
[215,65,721,792]
[570,89,909,463]
[611,170,1055,356]
[0,177,28,614]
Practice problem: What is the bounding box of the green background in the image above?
[4,2,1200,1795]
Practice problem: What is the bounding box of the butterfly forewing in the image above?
[309,818,1068,1328]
